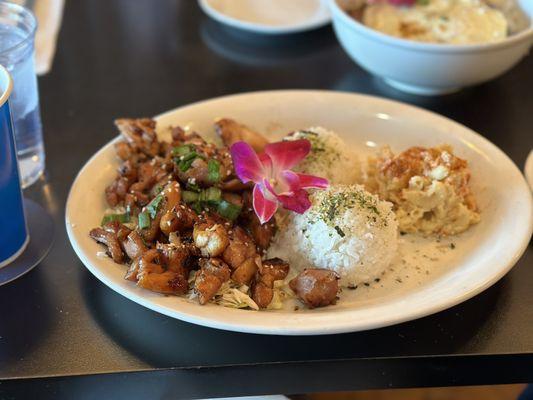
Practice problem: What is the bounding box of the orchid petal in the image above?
[263,178,281,198]
[278,170,301,193]
[277,189,312,214]
[258,152,273,176]
[231,139,327,223]
[264,139,311,172]
[278,170,328,194]
[253,184,278,224]
[230,142,265,184]
[295,173,329,189]
[263,176,312,214]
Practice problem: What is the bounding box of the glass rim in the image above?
[0,64,13,108]
[0,2,37,58]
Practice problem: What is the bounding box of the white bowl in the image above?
[329,0,533,95]
[199,0,330,35]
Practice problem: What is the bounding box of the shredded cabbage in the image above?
[217,288,259,310]
[267,280,295,310]
[213,283,259,310]
[187,273,292,310]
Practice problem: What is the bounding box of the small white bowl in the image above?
[329,0,533,95]
[199,0,330,35]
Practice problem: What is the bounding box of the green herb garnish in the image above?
[314,189,387,227]
[334,226,345,237]
[184,187,222,206]
[182,190,199,203]
[191,202,203,214]
[207,159,221,183]
[172,144,195,157]
[178,151,199,172]
[138,211,150,229]
[145,194,164,219]
[101,212,130,226]
[186,182,201,192]
[217,200,241,221]
[203,187,222,205]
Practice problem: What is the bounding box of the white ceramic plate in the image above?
[199,0,330,35]
[66,91,533,335]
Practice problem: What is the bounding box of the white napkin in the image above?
[11,0,65,75]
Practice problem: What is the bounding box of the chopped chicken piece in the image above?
[194,258,231,305]
[136,249,189,295]
[220,178,252,192]
[232,257,261,286]
[115,118,160,157]
[125,256,141,282]
[118,160,138,181]
[90,227,124,263]
[114,141,136,162]
[122,230,147,260]
[103,221,131,241]
[160,204,198,236]
[105,176,130,207]
[241,191,275,250]
[251,258,290,308]
[289,269,339,308]
[157,242,199,275]
[139,181,182,243]
[193,223,230,257]
[223,227,260,285]
[215,118,269,152]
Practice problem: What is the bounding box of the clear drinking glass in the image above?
[0,2,44,188]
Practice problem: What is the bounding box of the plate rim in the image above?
[66,89,533,335]
[198,0,331,35]
[525,150,533,190]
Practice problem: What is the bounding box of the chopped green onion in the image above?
[101,213,130,226]
[217,200,241,221]
[182,152,198,161]
[207,159,221,183]
[195,187,222,204]
[172,144,195,157]
[138,211,151,229]
[182,190,199,203]
[179,158,195,172]
[186,182,201,192]
[191,202,203,214]
[178,151,199,172]
[146,194,164,219]
[198,190,206,203]
[204,187,222,205]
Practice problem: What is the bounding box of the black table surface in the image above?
[1,1,532,399]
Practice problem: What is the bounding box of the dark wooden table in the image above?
[1,1,532,399]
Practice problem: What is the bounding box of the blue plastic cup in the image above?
[0,64,28,268]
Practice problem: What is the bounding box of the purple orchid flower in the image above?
[230,139,329,224]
